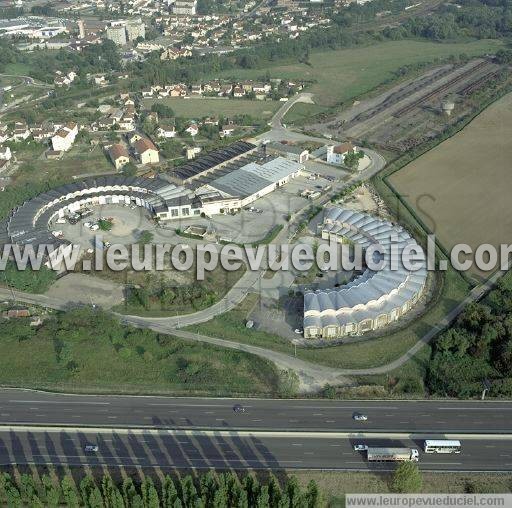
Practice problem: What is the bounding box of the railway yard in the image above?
[308,57,510,151]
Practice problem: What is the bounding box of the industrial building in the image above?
[303,207,427,339]
[169,141,257,185]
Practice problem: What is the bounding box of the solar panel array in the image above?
[171,141,256,183]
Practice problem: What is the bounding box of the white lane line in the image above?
[9,400,109,405]
[330,445,341,447]
[292,443,303,446]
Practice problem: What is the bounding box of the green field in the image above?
[218,39,502,110]
[0,306,280,396]
[142,97,280,119]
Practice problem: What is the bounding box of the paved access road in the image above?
[0,428,510,472]
[1,391,512,434]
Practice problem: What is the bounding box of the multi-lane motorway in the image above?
[1,391,511,433]
[1,390,511,471]
[0,429,511,472]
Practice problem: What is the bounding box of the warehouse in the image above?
[303,207,427,339]
[201,157,303,214]
[0,175,193,264]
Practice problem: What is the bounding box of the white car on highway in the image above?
[353,444,368,451]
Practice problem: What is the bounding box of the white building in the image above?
[51,123,78,152]
[326,142,356,165]
[0,146,12,160]
[303,208,427,339]
[173,0,197,15]
[106,23,127,45]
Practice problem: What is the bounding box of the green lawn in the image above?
[218,39,503,108]
[142,97,280,119]
[0,306,280,396]
[186,267,469,370]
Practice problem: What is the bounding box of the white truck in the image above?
[366,447,419,462]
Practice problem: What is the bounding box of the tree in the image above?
[61,476,80,508]
[122,161,138,176]
[138,230,154,244]
[98,218,113,231]
[305,480,322,508]
[391,462,423,493]
[162,476,179,508]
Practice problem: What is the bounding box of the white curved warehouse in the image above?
[303,207,427,339]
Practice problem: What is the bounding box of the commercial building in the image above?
[303,207,427,339]
[0,176,195,266]
[266,142,309,164]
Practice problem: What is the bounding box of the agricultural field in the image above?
[389,91,512,281]
[216,39,504,121]
[142,97,280,119]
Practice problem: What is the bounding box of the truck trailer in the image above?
[366,447,419,462]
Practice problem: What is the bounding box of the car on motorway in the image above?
[353,413,368,421]
[353,444,369,451]
[84,445,98,452]
[233,404,246,413]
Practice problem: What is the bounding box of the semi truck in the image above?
[366,447,419,462]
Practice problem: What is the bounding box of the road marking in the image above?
[9,400,109,405]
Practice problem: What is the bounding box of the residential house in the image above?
[108,143,130,170]
[185,123,199,136]
[133,137,159,164]
[0,124,9,143]
[220,124,236,138]
[233,85,245,98]
[191,84,203,95]
[12,122,30,142]
[51,122,78,152]
[218,84,233,97]
[127,132,142,144]
[326,142,355,165]
[156,125,177,138]
[0,146,12,160]
[253,83,271,94]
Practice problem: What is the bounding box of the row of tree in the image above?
[0,471,322,508]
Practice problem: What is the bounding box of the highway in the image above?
[1,391,512,434]
[0,428,510,472]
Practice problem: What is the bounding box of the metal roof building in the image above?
[210,157,302,200]
[303,207,427,339]
[0,175,191,256]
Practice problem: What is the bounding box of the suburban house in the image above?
[108,143,130,170]
[156,125,177,138]
[326,142,355,165]
[133,137,159,164]
[0,146,12,160]
[221,124,236,138]
[0,124,9,143]
[12,122,30,142]
[51,122,78,152]
[185,123,199,136]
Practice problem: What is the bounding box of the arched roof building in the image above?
[303,207,428,339]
